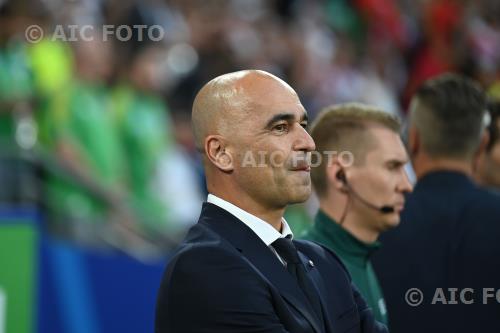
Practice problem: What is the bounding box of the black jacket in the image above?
[373,171,500,333]
[156,202,388,333]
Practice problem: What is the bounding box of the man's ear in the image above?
[205,135,234,172]
[325,161,348,193]
[478,131,490,156]
[408,125,420,159]
[473,131,490,172]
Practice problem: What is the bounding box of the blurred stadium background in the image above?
[0,0,499,332]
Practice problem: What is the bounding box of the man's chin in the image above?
[287,187,312,204]
[384,216,401,229]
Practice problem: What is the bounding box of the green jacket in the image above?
[301,210,388,324]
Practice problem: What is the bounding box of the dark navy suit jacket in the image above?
[156,202,388,333]
[373,171,500,333]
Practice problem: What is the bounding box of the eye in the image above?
[300,122,308,129]
[387,161,402,171]
[273,123,289,133]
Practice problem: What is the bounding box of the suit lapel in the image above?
[198,203,323,333]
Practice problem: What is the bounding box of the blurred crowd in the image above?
[1,0,500,254]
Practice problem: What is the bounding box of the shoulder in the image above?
[470,186,500,207]
[158,238,266,308]
[459,186,500,225]
[461,187,500,231]
[164,220,265,279]
[156,228,279,332]
[406,180,500,217]
[166,226,246,278]
[170,242,239,268]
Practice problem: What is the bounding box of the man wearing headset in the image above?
[301,103,413,325]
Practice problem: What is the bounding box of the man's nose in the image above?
[398,169,414,193]
[294,125,316,152]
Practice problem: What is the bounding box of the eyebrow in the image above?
[265,111,308,129]
[386,157,409,166]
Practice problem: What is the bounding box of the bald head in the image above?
[192,70,296,152]
[191,69,314,213]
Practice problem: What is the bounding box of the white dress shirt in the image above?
[207,194,293,264]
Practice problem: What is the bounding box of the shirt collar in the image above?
[314,210,380,264]
[207,194,293,246]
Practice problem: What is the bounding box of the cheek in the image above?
[268,151,288,168]
[260,142,289,168]
[360,170,397,200]
[490,144,500,166]
[234,152,278,184]
[364,169,392,190]
[234,140,293,184]
[237,139,286,163]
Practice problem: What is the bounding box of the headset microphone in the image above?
[336,171,395,214]
[379,205,395,214]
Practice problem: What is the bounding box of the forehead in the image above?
[366,126,407,160]
[244,78,305,121]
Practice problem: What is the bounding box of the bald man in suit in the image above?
[155,70,388,333]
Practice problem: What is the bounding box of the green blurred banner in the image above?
[0,219,38,333]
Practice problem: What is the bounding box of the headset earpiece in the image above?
[336,170,346,183]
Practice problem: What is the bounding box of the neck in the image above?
[320,197,379,244]
[210,190,285,232]
[412,155,473,180]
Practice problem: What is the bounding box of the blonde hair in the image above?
[310,103,401,198]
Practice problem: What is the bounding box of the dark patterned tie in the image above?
[272,237,325,329]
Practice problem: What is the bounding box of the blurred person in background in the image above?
[156,70,388,333]
[373,74,500,333]
[301,103,412,325]
[0,0,43,203]
[111,2,203,234]
[111,40,176,232]
[474,100,500,193]
[36,33,133,233]
[117,40,203,231]
[467,0,500,88]
[0,24,34,129]
[402,0,464,108]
